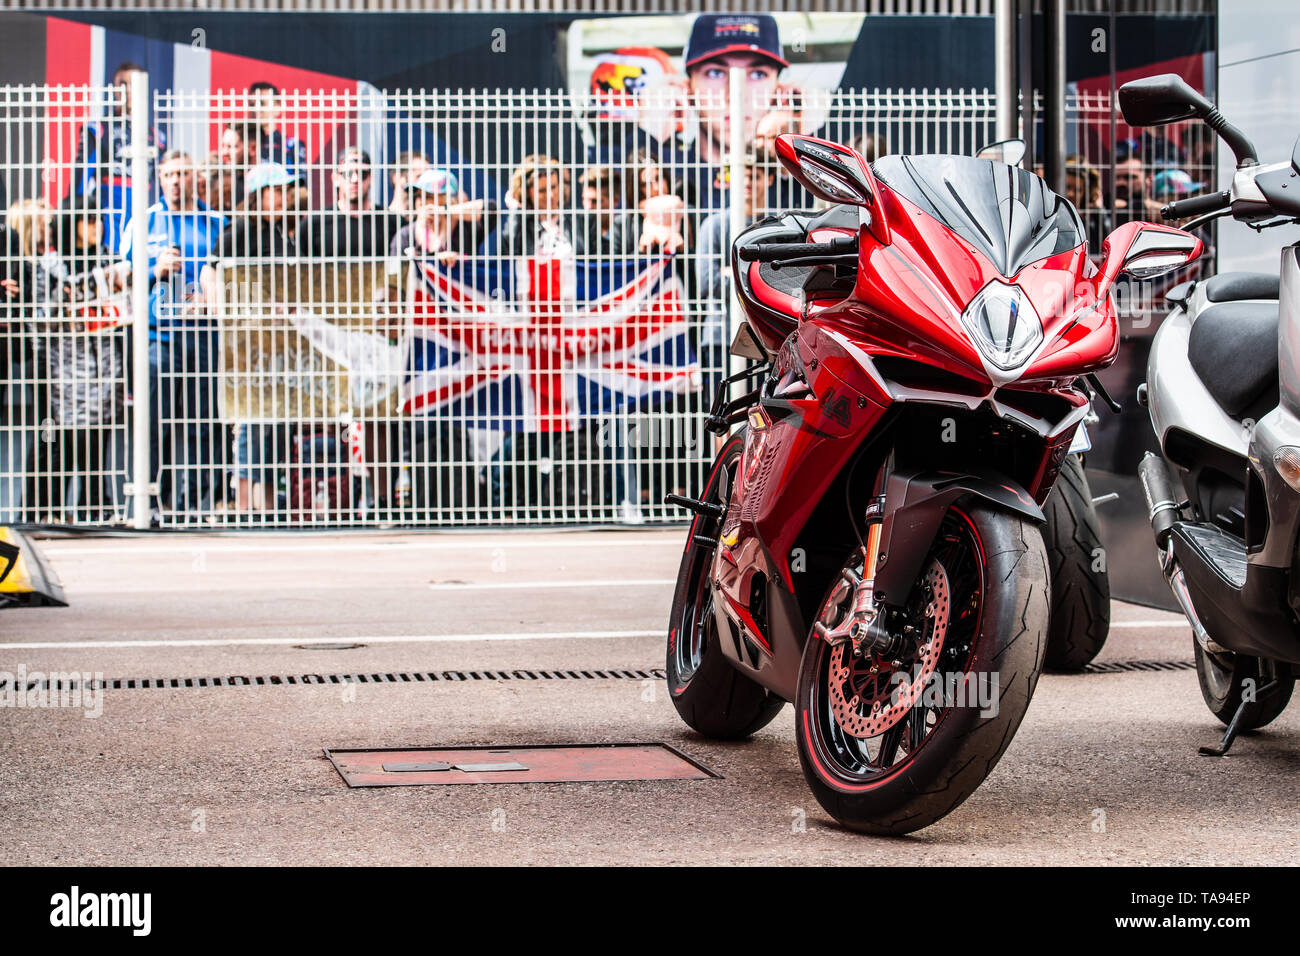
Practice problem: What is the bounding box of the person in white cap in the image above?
[389,167,496,266]
[204,161,298,274]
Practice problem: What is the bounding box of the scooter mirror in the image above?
[1102,221,1203,285]
[1118,73,1214,128]
[975,139,1026,167]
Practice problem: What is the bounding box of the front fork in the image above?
[813,456,909,660]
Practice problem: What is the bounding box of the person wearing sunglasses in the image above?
[301,147,399,260]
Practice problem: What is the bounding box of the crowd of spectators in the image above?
[1,12,1213,525]
[1059,128,1215,257]
[0,45,800,523]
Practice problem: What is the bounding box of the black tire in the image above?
[1042,454,1111,671]
[666,430,785,740]
[1194,642,1294,730]
[795,503,1049,835]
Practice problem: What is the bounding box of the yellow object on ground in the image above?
[0,527,68,607]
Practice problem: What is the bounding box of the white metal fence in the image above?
[1,84,133,527]
[0,80,1212,528]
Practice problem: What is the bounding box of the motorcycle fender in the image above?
[872,468,1045,606]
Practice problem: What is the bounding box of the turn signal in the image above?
[1273,446,1300,493]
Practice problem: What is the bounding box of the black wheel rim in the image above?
[806,509,985,783]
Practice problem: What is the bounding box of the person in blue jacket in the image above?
[121,150,226,518]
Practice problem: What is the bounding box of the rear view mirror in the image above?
[774,134,890,244]
[1118,74,1214,128]
[775,134,874,206]
[976,139,1026,167]
[1099,221,1203,292]
[1118,227,1203,279]
[1119,73,1258,168]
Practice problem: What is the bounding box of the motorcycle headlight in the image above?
[960,281,1043,371]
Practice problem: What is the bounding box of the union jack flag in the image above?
[403,254,700,433]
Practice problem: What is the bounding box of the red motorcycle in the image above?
[667,133,1202,833]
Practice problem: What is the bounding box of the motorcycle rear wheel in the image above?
[795,503,1049,835]
[666,429,785,739]
[1042,454,1111,672]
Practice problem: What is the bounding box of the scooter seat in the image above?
[1203,271,1280,302]
[1187,300,1279,419]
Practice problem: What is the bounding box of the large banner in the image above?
[216,255,699,432]
[217,260,402,421]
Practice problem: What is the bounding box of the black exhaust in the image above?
[1138,452,1181,548]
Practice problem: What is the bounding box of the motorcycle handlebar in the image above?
[737,234,858,263]
[1161,190,1231,222]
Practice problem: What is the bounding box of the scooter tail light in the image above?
[1273,446,1300,493]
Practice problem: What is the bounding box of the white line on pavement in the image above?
[1110,620,1189,628]
[0,621,1191,651]
[427,578,673,591]
[61,577,677,595]
[43,537,683,557]
[0,630,663,651]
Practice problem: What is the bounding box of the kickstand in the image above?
[1198,679,1277,757]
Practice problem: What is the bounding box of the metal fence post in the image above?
[727,68,746,392]
[994,0,1017,143]
[129,71,152,529]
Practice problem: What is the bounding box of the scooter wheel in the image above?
[1194,642,1294,730]
[666,429,785,740]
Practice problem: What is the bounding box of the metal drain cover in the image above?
[326,743,718,787]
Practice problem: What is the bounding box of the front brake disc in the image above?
[827,559,950,738]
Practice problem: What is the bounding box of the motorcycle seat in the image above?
[1203,271,1280,302]
[1187,300,1279,419]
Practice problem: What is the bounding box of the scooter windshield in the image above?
[872,154,1085,276]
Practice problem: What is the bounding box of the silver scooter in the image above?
[1119,74,1300,755]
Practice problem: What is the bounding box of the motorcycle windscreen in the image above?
[872,154,1086,276]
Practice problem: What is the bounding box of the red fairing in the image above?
[836,184,1118,384]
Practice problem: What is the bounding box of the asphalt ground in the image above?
[1,528,1297,865]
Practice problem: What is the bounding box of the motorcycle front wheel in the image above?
[794,503,1050,835]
